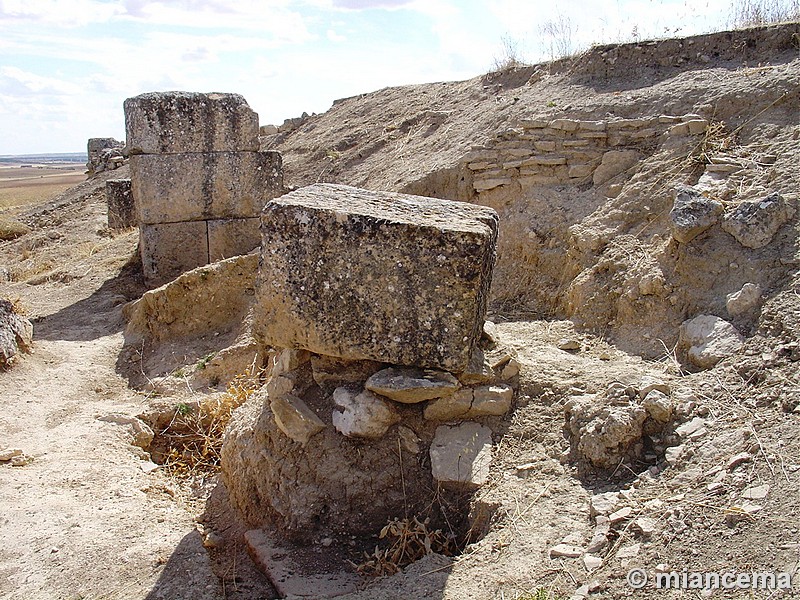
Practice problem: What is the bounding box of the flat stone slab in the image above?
[124,91,260,154]
[131,151,283,224]
[365,367,460,404]
[244,529,360,598]
[430,421,493,490]
[254,183,499,372]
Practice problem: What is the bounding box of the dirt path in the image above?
[0,278,223,599]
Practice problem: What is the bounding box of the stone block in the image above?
[208,217,261,261]
[106,178,135,229]
[124,91,259,154]
[140,221,209,286]
[131,151,283,225]
[430,422,492,490]
[254,184,498,371]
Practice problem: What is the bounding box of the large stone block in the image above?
[131,151,283,225]
[208,217,261,261]
[254,183,498,372]
[106,178,135,229]
[124,91,259,154]
[140,221,209,286]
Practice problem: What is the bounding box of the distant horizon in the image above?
[0,151,87,161]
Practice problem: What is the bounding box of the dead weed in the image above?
[353,516,456,577]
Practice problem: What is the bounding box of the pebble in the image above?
[583,554,603,571]
[633,517,657,537]
[0,448,23,461]
[557,338,581,351]
[727,452,752,470]
[608,507,633,524]
[617,543,641,559]
[549,544,584,558]
[202,531,224,549]
[741,484,770,500]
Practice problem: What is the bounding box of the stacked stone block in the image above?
[223,184,513,538]
[105,178,135,229]
[124,92,284,285]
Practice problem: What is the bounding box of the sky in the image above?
[0,0,737,155]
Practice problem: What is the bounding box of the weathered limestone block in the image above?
[208,218,261,261]
[106,178,135,229]
[593,150,641,185]
[365,367,460,404]
[131,151,283,224]
[124,91,259,154]
[87,137,124,176]
[139,221,209,286]
[254,183,499,371]
[430,422,493,490]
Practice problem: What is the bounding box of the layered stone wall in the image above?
[466,114,709,193]
[124,92,284,286]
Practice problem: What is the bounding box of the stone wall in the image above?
[466,114,709,194]
[105,178,135,230]
[86,137,125,178]
[124,92,285,286]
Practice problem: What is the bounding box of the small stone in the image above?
[500,358,520,380]
[727,452,752,470]
[549,544,584,558]
[457,348,494,385]
[571,585,590,600]
[140,461,160,474]
[721,192,796,249]
[558,338,581,351]
[203,531,224,549]
[583,554,603,571]
[609,507,633,524]
[707,482,726,494]
[424,389,474,421]
[331,387,400,439]
[676,417,706,438]
[638,376,670,398]
[669,186,724,243]
[664,445,685,465]
[321,537,333,547]
[617,543,641,559]
[429,422,492,490]
[590,492,621,518]
[587,523,610,553]
[678,315,744,369]
[270,394,326,445]
[741,484,770,500]
[643,389,673,423]
[632,517,657,538]
[470,384,513,416]
[0,448,23,461]
[365,367,460,404]
[726,283,762,316]
[397,426,421,454]
[10,454,32,467]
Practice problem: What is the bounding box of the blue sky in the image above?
[0,0,733,154]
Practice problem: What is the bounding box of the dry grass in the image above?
[353,516,456,577]
[159,372,261,478]
[729,0,800,27]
